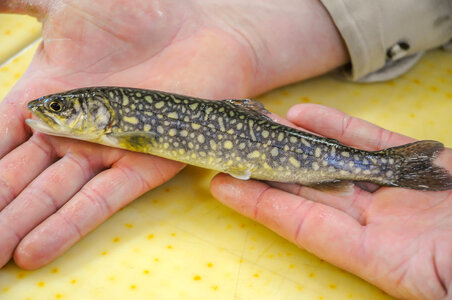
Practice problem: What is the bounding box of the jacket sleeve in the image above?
[320,0,452,82]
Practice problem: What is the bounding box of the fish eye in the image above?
[49,100,63,112]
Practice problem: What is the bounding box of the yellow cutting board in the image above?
[1,14,451,300]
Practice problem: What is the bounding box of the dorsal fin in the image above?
[224,99,271,120]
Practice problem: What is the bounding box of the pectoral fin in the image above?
[106,132,157,153]
[225,165,255,180]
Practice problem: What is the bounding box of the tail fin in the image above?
[389,141,452,191]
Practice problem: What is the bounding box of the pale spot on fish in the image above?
[191,123,201,130]
[301,139,311,147]
[197,135,205,143]
[262,130,269,138]
[277,132,285,142]
[348,161,354,168]
[289,157,301,168]
[389,158,395,164]
[223,140,233,149]
[290,136,297,143]
[239,143,246,150]
[167,112,178,119]
[155,101,165,109]
[331,147,336,155]
[163,143,169,149]
[157,126,164,134]
[123,116,138,124]
[339,170,349,175]
[312,162,319,170]
[315,148,321,158]
[270,147,279,157]
[247,151,261,159]
[145,96,152,102]
[386,170,393,177]
[189,103,198,110]
[180,130,188,137]
[210,140,217,150]
[122,95,129,106]
[143,124,151,131]
[168,129,177,137]
[363,170,371,175]
[341,151,350,157]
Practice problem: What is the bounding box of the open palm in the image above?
[211,104,452,300]
[0,0,273,269]
[0,0,347,269]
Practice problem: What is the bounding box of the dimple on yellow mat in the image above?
[1,14,451,300]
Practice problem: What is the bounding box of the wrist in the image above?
[202,0,350,95]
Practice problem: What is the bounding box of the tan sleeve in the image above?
[320,0,452,82]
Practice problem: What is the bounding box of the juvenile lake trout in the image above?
[26,87,452,191]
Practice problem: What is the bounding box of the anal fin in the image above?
[308,180,354,193]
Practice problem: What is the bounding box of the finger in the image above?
[286,104,415,150]
[210,173,366,275]
[14,155,184,269]
[266,181,372,224]
[0,134,57,210]
[0,98,31,159]
[0,152,103,267]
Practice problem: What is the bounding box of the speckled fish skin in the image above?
[26,87,452,191]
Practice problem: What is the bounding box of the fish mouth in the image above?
[25,118,76,139]
[26,103,75,138]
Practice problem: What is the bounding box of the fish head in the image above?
[26,89,114,141]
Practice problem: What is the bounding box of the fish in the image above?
[26,86,452,191]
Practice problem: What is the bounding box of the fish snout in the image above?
[27,99,43,112]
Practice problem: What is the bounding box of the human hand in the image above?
[211,104,452,300]
[0,0,348,269]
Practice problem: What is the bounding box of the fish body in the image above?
[26,87,452,191]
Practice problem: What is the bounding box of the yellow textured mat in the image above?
[0,14,41,65]
[1,14,451,300]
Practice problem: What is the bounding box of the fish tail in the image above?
[388,140,452,191]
